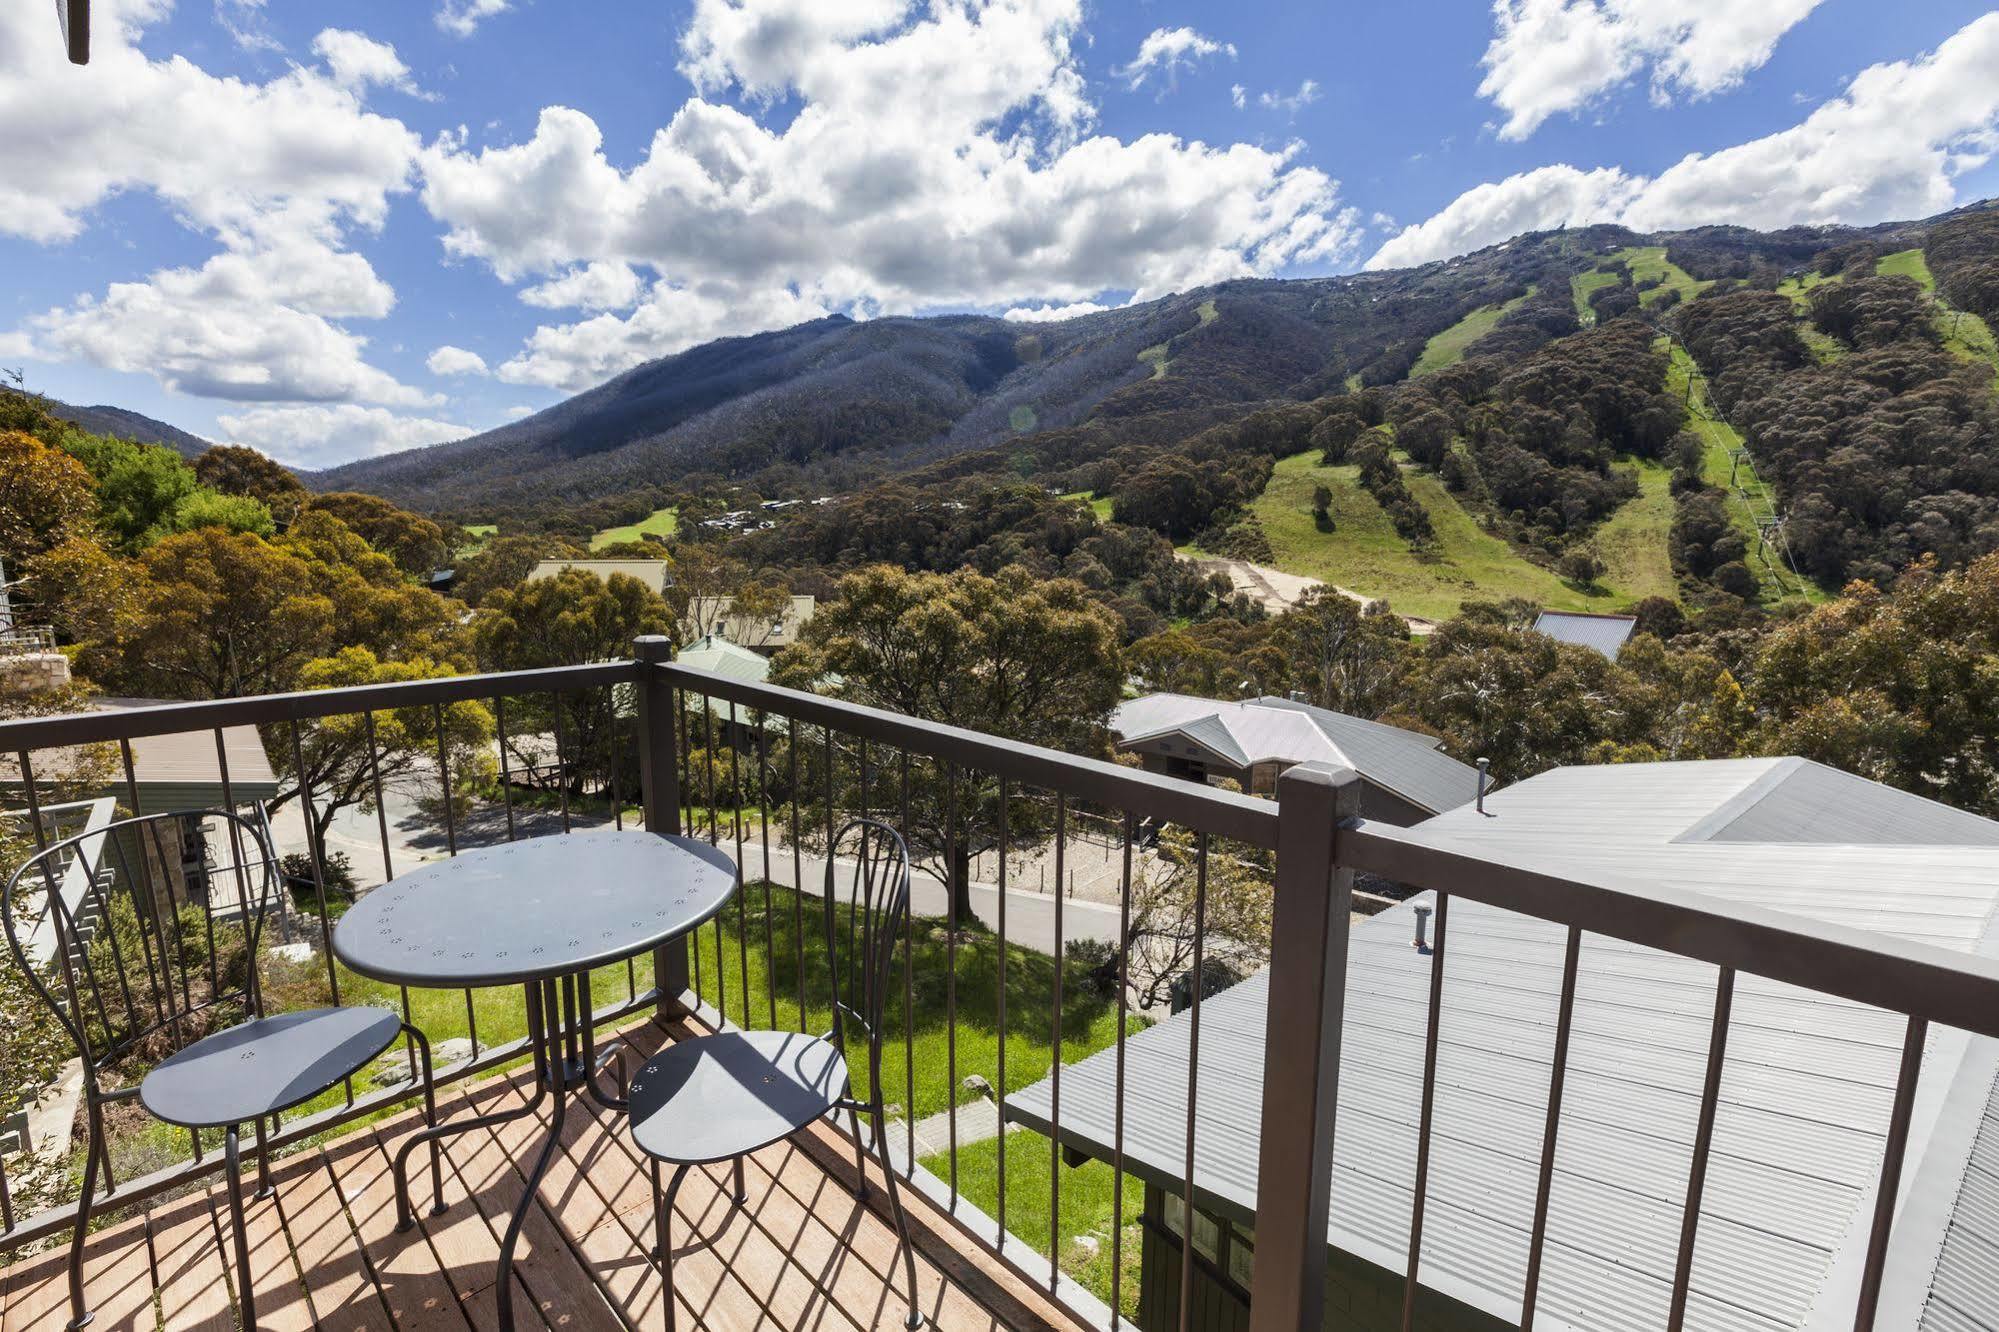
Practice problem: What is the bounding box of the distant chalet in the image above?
[1111,692,1479,823]
[1532,609,1638,660]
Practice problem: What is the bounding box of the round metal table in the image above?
[333,830,737,1332]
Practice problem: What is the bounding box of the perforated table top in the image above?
[333,831,737,987]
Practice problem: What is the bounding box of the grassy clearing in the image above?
[1591,457,1678,603]
[1663,341,1829,605]
[1060,490,1114,521]
[591,506,679,549]
[1620,245,1709,307]
[1876,248,1935,290]
[1248,451,1649,621]
[922,1129,1145,1318]
[1135,298,1219,381]
[1412,286,1535,377]
[1571,267,1622,320]
[1775,269,1836,312]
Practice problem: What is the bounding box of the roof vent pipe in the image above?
[1475,758,1492,816]
[1288,690,1308,703]
[1412,904,1433,954]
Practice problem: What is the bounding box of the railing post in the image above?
[1247,762,1359,1332]
[634,635,689,1016]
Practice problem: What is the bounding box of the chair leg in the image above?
[411,1024,445,1215]
[654,1161,692,1332]
[224,1126,258,1332]
[65,1103,102,1330]
[871,1103,923,1330]
[252,1117,275,1201]
[842,1078,868,1201]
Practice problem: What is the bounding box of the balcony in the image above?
[4,644,1999,1332]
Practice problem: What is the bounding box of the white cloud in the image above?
[423,0,1360,390]
[1372,15,1999,269]
[1231,83,1246,110]
[1369,165,1642,269]
[427,345,490,376]
[1479,0,1826,141]
[437,0,512,39]
[495,282,833,388]
[503,404,536,420]
[215,0,281,53]
[0,4,426,410]
[218,404,471,470]
[1116,27,1235,94]
[1003,300,1111,322]
[519,261,644,311]
[312,28,427,98]
[26,258,433,405]
[1258,80,1321,115]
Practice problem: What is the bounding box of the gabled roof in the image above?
[675,634,769,686]
[1533,609,1638,659]
[1007,757,1999,1332]
[1111,693,1478,815]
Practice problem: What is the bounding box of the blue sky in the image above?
[2,0,1996,469]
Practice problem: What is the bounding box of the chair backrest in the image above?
[3,806,283,1081]
[819,819,912,1080]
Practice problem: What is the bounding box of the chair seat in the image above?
[628,1030,848,1165]
[140,1007,403,1129]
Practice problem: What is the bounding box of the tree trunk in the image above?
[949,840,976,927]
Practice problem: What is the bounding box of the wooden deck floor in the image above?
[0,1018,1087,1332]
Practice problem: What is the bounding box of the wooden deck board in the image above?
[1,1017,1094,1332]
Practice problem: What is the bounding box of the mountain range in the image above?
[309,209,1962,515]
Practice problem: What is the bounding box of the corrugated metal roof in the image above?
[527,559,673,595]
[1111,693,1478,814]
[0,698,278,797]
[676,635,770,686]
[1533,611,1638,660]
[1006,756,1999,1332]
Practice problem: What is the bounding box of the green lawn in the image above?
[1246,450,1656,621]
[455,523,498,559]
[591,506,679,549]
[1412,286,1535,377]
[1060,490,1114,521]
[681,882,1133,1123]
[922,1129,1145,1318]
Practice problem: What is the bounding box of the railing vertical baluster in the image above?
[706,700,727,1021]
[1246,763,1359,1332]
[995,776,1009,1242]
[945,761,960,1203]
[550,692,573,834]
[758,713,776,1028]
[1853,1015,1928,1331]
[1110,809,1134,1319]
[1400,892,1450,1332]
[790,716,806,1032]
[432,702,457,857]
[900,747,915,1174]
[824,725,837,1033]
[287,723,342,1012]
[494,694,518,842]
[0,1154,12,1232]
[633,638,687,1017]
[1667,968,1736,1332]
[729,702,749,1023]
[1048,792,1066,1291]
[1176,830,1211,1332]
[1519,925,1582,1329]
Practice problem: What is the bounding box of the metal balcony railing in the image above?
[1,639,1996,1332]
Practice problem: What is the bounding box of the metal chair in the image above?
[2,808,440,1332]
[626,818,923,1331]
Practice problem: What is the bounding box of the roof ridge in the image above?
[1668,756,1803,845]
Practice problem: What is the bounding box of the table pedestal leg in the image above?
[393,981,552,1231]
[496,976,572,1332]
